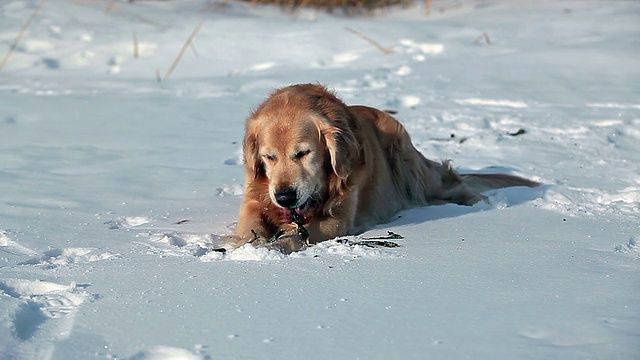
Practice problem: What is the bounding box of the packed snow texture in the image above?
[1,0,639,359]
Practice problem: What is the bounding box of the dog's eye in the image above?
[294,150,311,159]
[262,154,276,162]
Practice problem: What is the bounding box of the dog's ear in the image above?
[322,126,357,181]
[242,129,262,179]
[302,85,359,200]
[320,123,358,212]
[300,86,356,180]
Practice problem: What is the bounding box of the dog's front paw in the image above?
[247,225,308,254]
[267,230,307,254]
[245,230,271,248]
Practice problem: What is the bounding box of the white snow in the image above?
[1,0,639,359]
[454,98,529,108]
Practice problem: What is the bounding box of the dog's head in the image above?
[243,84,357,213]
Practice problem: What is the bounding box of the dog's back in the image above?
[348,105,539,222]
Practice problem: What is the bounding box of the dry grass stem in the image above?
[104,0,116,14]
[133,32,140,58]
[162,21,204,81]
[291,0,310,16]
[345,27,394,54]
[483,32,491,44]
[189,43,199,57]
[0,0,47,72]
[473,32,491,45]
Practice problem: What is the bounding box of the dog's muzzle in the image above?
[274,188,299,208]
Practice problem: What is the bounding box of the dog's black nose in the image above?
[274,189,298,208]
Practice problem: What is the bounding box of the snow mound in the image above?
[393,94,421,108]
[0,278,89,343]
[20,247,119,267]
[106,216,151,230]
[596,186,640,205]
[140,231,400,261]
[398,39,444,55]
[538,187,640,218]
[205,243,286,261]
[215,184,243,196]
[128,346,203,360]
[0,229,38,256]
[1,279,72,296]
[292,237,401,259]
[454,98,529,108]
[615,236,640,259]
[0,229,9,246]
[143,231,222,257]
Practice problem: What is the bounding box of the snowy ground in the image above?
[1,0,639,359]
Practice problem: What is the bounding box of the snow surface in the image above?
[1,0,639,359]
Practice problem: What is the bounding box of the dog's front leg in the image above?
[235,198,271,247]
[306,217,351,243]
[307,191,358,243]
[235,197,306,253]
[265,217,348,254]
[263,223,307,254]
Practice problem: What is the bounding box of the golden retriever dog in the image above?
[234,83,539,253]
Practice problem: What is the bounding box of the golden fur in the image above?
[234,84,539,253]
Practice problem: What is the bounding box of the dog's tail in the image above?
[461,173,540,193]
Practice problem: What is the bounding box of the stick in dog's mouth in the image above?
[289,208,309,241]
[264,206,310,245]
